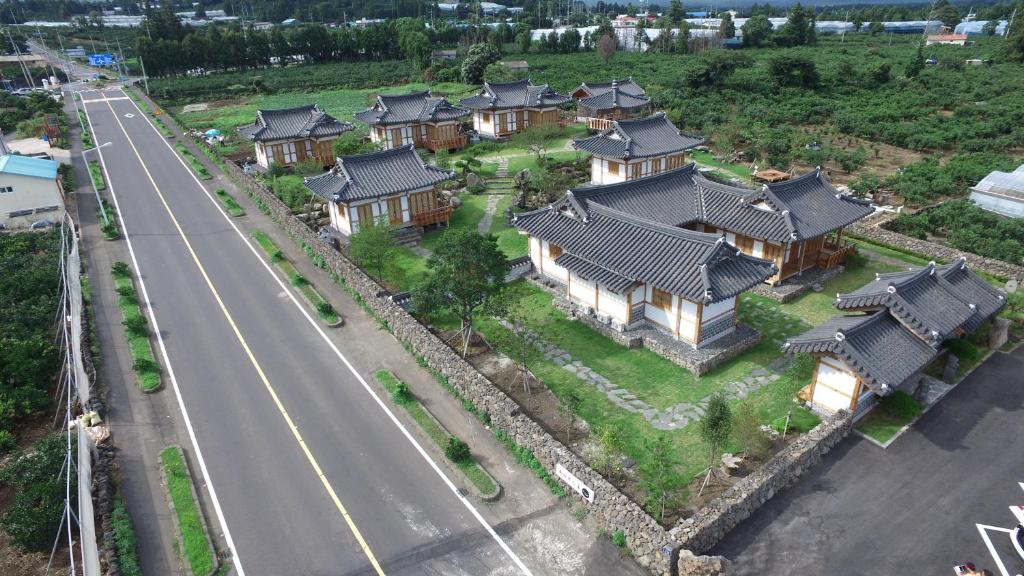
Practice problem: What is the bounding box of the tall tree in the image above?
[742,14,773,47]
[719,12,735,38]
[461,42,501,83]
[1002,5,1024,62]
[597,33,616,63]
[666,0,684,24]
[700,393,732,468]
[905,40,925,78]
[413,229,508,357]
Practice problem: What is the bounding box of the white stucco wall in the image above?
[538,239,569,283]
[590,156,627,185]
[702,296,736,322]
[813,356,859,413]
[568,272,597,308]
[0,173,64,229]
[474,111,496,137]
[597,284,629,323]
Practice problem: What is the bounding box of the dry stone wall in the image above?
[671,410,853,555]
[851,213,1024,281]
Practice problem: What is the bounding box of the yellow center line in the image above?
[99,95,386,576]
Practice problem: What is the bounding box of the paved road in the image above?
[713,346,1024,575]
[80,88,536,576]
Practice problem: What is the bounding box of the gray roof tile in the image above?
[570,164,873,242]
[836,260,1006,341]
[514,196,776,301]
[572,113,704,159]
[573,78,647,98]
[574,78,651,113]
[238,104,353,142]
[303,145,454,203]
[354,91,470,126]
[784,312,939,392]
[459,79,570,110]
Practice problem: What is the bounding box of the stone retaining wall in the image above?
[851,213,1023,281]
[670,410,854,555]
[217,159,682,573]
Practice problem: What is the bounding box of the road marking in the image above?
[95,94,387,575]
[976,524,1020,576]
[79,96,248,576]
[115,88,535,575]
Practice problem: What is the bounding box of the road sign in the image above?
[556,463,594,503]
[88,54,115,67]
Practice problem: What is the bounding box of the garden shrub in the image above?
[611,530,627,548]
[391,380,412,405]
[0,434,75,551]
[879,391,921,421]
[123,314,149,337]
[733,401,771,459]
[945,338,981,363]
[444,437,471,464]
[112,261,131,277]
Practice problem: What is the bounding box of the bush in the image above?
[270,250,285,263]
[116,283,137,299]
[611,530,627,548]
[945,338,981,363]
[112,261,131,277]
[444,437,471,464]
[0,430,15,455]
[391,380,412,405]
[123,314,149,337]
[132,358,159,374]
[315,301,335,317]
[879,391,921,421]
[786,352,816,382]
[112,498,143,576]
[290,273,309,287]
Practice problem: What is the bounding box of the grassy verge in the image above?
[89,159,106,190]
[375,370,497,496]
[213,188,244,217]
[159,447,216,576]
[153,115,175,138]
[250,230,340,324]
[111,262,161,392]
[175,143,213,180]
[691,150,753,180]
[126,87,153,114]
[856,409,910,444]
[78,110,93,147]
[111,497,143,576]
[98,197,121,240]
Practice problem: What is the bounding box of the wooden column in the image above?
[694,302,704,344]
[797,241,806,277]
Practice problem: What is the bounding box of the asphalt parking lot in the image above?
[713,346,1024,576]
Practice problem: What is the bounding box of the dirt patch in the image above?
[791,130,930,185]
[181,103,209,113]
[0,530,70,576]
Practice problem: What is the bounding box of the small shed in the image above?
[500,60,529,72]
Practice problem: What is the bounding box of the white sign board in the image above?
[556,463,594,503]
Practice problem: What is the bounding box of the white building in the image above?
[970,164,1024,218]
[0,155,64,230]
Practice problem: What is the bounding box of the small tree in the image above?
[348,216,399,286]
[982,20,998,37]
[333,131,376,156]
[733,401,770,459]
[461,42,502,84]
[719,12,735,38]
[640,433,680,521]
[516,30,532,53]
[701,393,732,467]
[512,123,561,163]
[413,229,508,356]
[905,41,925,79]
[559,390,582,442]
[868,21,885,36]
[597,33,616,64]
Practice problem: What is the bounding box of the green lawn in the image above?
[691,150,753,181]
[856,409,910,444]
[461,280,818,508]
[781,254,903,325]
[375,370,497,495]
[160,447,215,576]
[490,195,528,258]
[506,150,588,174]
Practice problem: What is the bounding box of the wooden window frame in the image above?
[548,243,563,259]
[608,161,620,175]
[651,287,673,310]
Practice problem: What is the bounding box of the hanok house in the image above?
[238,104,353,170]
[303,145,455,235]
[783,260,1005,418]
[571,78,652,130]
[459,79,569,139]
[573,113,704,185]
[514,196,776,347]
[560,164,873,285]
[354,91,471,152]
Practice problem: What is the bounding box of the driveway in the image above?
[713,346,1024,575]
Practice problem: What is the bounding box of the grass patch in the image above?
[126,88,153,115]
[78,110,93,147]
[856,410,907,444]
[213,188,244,217]
[88,160,106,190]
[111,497,143,576]
[490,194,528,258]
[691,150,753,181]
[249,230,340,324]
[848,235,933,267]
[175,143,213,180]
[111,263,160,392]
[153,115,175,138]
[375,370,497,495]
[159,447,215,576]
[779,253,903,325]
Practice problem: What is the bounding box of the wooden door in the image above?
[387,197,403,225]
[391,128,403,148]
[356,204,374,229]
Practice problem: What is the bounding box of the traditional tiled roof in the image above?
[573,78,647,99]
[569,164,873,243]
[237,104,353,142]
[836,259,1006,341]
[303,145,454,203]
[513,195,776,302]
[783,312,938,393]
[353,91,470,126]
[459,79,569,110]
[572,113,704,160]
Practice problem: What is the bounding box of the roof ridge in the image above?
[587,202,720,244]
[568,163,698,198]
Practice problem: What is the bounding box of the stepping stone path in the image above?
[495,157,509,178]
[477,194,501,234]
[410,246,432,258]
[498,320,784,431]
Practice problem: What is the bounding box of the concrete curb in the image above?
[159,445,219,576]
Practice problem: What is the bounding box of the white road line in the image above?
[976,524,1019,576]
[113,88,535,575]
[79,95,248,576]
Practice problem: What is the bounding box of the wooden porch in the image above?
[816,239,857,270]
[412,204,453,227]
[587,117,615,131]
[425,134,468,152]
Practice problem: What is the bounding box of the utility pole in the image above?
[138,55,149,93]
[5,27,34,88]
